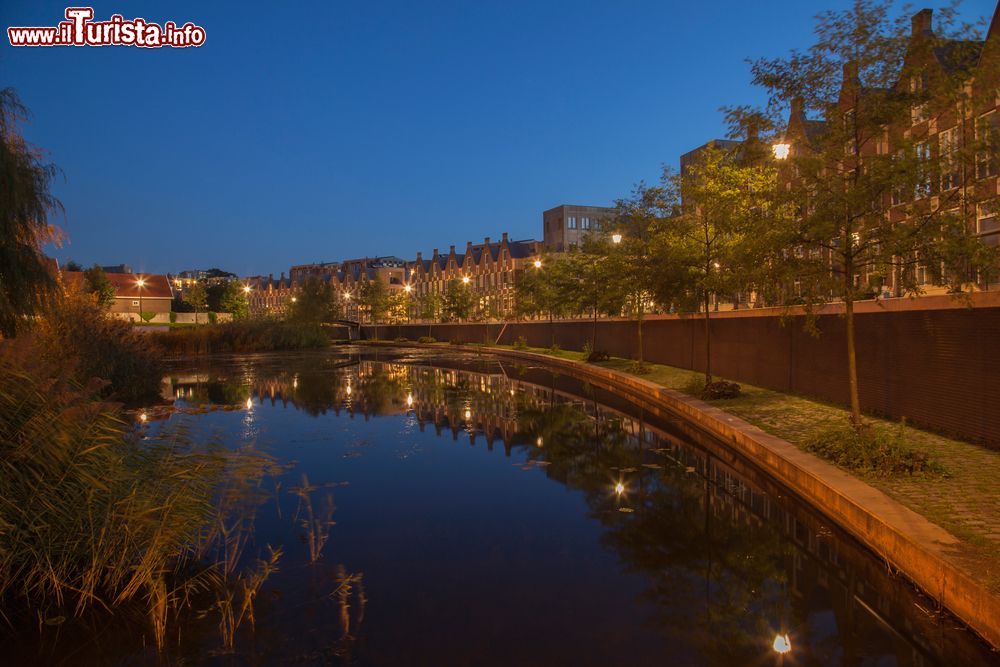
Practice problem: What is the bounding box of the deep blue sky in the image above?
[4,1,997,276]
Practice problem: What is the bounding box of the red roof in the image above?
[62,271,173,299]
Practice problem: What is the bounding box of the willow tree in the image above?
[743,0,997,426]
[0,89,62,337]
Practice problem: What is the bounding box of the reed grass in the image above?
[151,320,330,356]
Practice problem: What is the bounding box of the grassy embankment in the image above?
[149,319,330,356]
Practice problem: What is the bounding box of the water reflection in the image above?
[22,348,993,665]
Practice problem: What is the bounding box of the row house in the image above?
[409,233,542,319]
[246,272,294,317]
[778,5,1000,298]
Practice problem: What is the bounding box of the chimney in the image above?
[466,241,473,253]
[912,8,932,36]
[502,232,508,242]
[449,245,455,254]
[416,251,422,262]
[432,248,439,259]
[484,236,490,246]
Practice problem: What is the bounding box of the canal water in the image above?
[14,347,1000,665]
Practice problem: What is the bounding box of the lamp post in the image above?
[136,277,146,322]
[772,142,791,161]
[611,232,622,245]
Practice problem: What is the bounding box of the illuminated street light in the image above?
[136,277,146,321]
[773,633,791,654]
[615,482,625,496]
[243,284,252,294]
[291,296,297,302]
[611,233,623,244]
[462,276,470,285]
[344,292,352,300]
[404,284,412,293]
[772,142,791,160]
[533,259,542,269]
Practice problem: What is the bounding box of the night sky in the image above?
[4,0,997,277]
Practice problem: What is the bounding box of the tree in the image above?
[219,281,250,320]
[564,236,625,356]
[415,291,443,338]
[64,259,82,272]
[183,282,208,322]
[358,276,391,339]
[742,0,997,425]
[0,88,62,337]
[287,276,340,324]
[83,264,116,308]
[516,254,576,347]
[664,145,778,385]
[443,279,475,322]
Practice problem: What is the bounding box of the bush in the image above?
[701,380,741,400]
[169,311,177,324]
[207,311,217,324]
[513,336,528,350]
[140,311,156,323]
[394,336,409,342]
[150,320,329,356]
[803,421,942,477]
[417,336,436,344]
[582,339,609,362]
[34,291,163,403]
[449,338,463,345]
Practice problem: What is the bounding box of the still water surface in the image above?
[19,347,1000,665]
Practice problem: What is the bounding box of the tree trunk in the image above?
[592,306,598,354]
[549,310,555,348]
[637,302,644,365]
[845,294,862,426]
[703,290,712,385]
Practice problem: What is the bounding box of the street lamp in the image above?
[135,277,146,322]
[462,275,470,285]
[404,284,412,293]
[243,284,252,294]
[772,142,791,160]
[533,259,542,269]
[611,233,622,244]
[772,633,791,655]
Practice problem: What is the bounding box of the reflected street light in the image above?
[406,393,414,407]
[615,482,625,496]
[773,633,791,654]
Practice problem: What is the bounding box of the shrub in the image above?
[394,336,409,342]
[140,311,156,323]
[449,338,463,345]
[582,339,609,362]
[513,336,528,350]
[151,320,329,356]
[207,311,218,324]
[701,380,741,400]
[169,311,177,324]
[549,343,561,353]
[34,291,163,403]
[803,421,942,477]
[417,336,436,344]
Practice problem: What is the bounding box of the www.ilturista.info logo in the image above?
[8,7,206,48]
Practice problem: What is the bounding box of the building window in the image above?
[581,217,590,230]
[915,141,931,198]
[977,203,999,235]
[132,300,139,306]
[976,111,998,179]
[567,217,577,229]
[939,126,960,191]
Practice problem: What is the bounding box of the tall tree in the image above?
[666,145,778,385]
[183,282,208,323]
[443,279,475,322]
[564,236,625,356]
[0,89,62,337]
[288,276,340,324]
[83,264,116,308]
[743,0,997,425]
[219,281,250,320]
[415,291,443,338]
[358,275,390,339]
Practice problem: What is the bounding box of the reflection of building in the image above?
[61,271,173,320]
[542,204,615,251]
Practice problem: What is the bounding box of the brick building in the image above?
[542,204,615,251]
